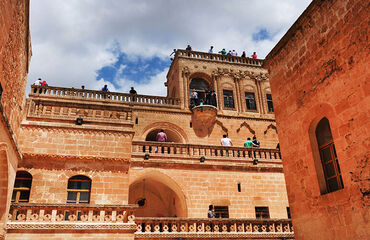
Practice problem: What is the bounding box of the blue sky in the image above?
[96,43,171,92]
[28,0,311,96]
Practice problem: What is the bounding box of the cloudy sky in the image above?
[28,0,311,96]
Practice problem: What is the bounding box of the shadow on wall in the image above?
[145,129,183,143]
[129,177,187,218]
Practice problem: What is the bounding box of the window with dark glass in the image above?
[286,207,291,219]
[245,92,257,110]
[67,175,91,204]
[255,206,270,219]
[214,206,229,218]
[266,94,274,112]
[223,90,234,108]
[12,171,32,203]
[316,117,343,193]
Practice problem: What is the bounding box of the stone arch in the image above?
[129,170,188,217]
[305,103,338,194]
[237,121,256,135]
[141,122,188,143]
[188,72,213,89]
[264,124,277,134]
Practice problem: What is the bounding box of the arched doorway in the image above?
[189,78,210,106]
[129,172,187,217]
[145,129,182,143]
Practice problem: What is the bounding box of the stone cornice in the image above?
[22,153,130,163]
[21,123,135,136]
[130,158,283,173]
[6,222,137,232]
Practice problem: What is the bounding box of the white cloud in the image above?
[28,0,311,95]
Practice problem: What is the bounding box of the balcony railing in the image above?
[176,49,264,67]
[30,85,181,108]
[7,203,137,231]
[135,217,294,239]
[132,141,281,162]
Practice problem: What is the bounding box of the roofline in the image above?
[264,0,322,65]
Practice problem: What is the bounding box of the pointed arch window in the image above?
[12,171,32,203]
[67,175,91,204]
[315,118,343,193]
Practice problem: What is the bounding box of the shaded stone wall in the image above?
[0,1,30,239]
[264,0,369,239]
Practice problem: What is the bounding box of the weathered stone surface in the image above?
[264,0,369,239]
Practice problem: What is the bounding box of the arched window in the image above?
[12,171,32,203]
[67,175,91,204]
[315,118,343,193]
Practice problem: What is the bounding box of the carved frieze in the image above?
[28,99,132,122]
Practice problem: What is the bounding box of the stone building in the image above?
[3,0,367,239]
[6,47,292,239]
[264,0,369,239]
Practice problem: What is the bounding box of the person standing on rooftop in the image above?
[208,46,214,53]
[232,50,237,56]
[219,48,227,55]
[241,51,246,58]
[186,45,192,51]
[252,52,257,59]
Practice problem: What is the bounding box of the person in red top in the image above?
[251,52,257,59]
[156,130,167,142]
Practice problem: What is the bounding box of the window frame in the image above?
[266,93,274,113]
[255,206,270,219]
[67,176,91,204]
[12,171,32,203]
[245,92,258,112]
[214,206,229,218]
[223,90,235,109]
[318,140,343,193]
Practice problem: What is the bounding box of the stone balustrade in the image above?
[7,203,138,231]
[135,217,294,239]
[132,141,281,162]
[176,49,264,67]
[30,85,181,108]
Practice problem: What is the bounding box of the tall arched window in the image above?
[12,171,32,203]
[67,175,91,204]
[315,118,343,193]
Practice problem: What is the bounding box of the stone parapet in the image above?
[131,141,282,172]
[135,217,293,239]
[7,203,137,232]
[176,49,264,67]
[30,85,181,109]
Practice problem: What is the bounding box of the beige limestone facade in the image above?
[3,45,292,239]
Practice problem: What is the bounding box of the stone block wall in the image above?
[18,167,130,205]
[0,0,30,137]
[129,168,289,218]
[264,0,369,239]
[19,127,132,159]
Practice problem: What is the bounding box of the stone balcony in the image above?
[135,217,294,239]
[7,203,137,232]
[7,203,294,239]
[30,85,181,109]
[131,141,282,172]
[175,49,264,67]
